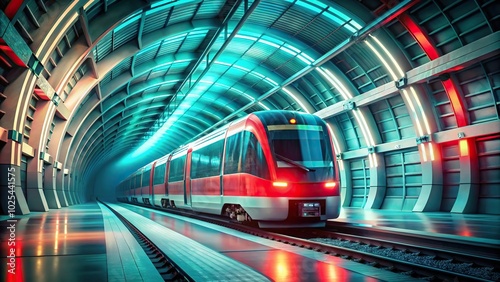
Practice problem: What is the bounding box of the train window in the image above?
[169,156,185,182]
[224,132,243,174]
[241,131,270,179]
[135,173,141,188]
[209,140,224,175]
[153,163,166,185]
[191,140,223,179]
[224,131,269,179]
[142,169,151,187]
[269,126,334,182]
[270,128,333,166]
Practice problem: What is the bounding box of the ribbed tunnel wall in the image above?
[0,0,498,216]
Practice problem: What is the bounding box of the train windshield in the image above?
[268,124,334,182]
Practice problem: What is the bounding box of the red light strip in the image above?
[399,13,468,128]
[399,14,439,60]
[441,79,468,127]
[4,0,23,19]
[459,139,469,157]
[0,41,27,67]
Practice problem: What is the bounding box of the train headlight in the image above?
[273,181,288,187]
[325,182,336,188]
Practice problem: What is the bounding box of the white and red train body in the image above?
[117,110,340,227]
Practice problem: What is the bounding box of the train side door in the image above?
[150,162,156,205]
[184,148,192,206]
[165,154,172,198]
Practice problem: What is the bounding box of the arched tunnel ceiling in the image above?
[74,0,392,177]
[0,0,499,207]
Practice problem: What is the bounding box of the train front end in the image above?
[255,111,340,228]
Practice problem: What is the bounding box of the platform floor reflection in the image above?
[1,201,498,281]
[334,208,500,243]
[0,202,107,282]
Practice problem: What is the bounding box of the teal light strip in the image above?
[267,125,323,131]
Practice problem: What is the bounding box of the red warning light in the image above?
[289,118,296,124]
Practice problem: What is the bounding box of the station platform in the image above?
[334,208,500,244]
[0,201,497,281]
[0,202,108,282]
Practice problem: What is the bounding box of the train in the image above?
[116,110,340,228]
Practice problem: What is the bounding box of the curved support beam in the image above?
[451,138,480,213]
[413,144,444,212]
[364,154,386,209]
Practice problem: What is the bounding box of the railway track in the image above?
[117,202,500,281]
[323,222,500,262]
[275,225,500,282]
